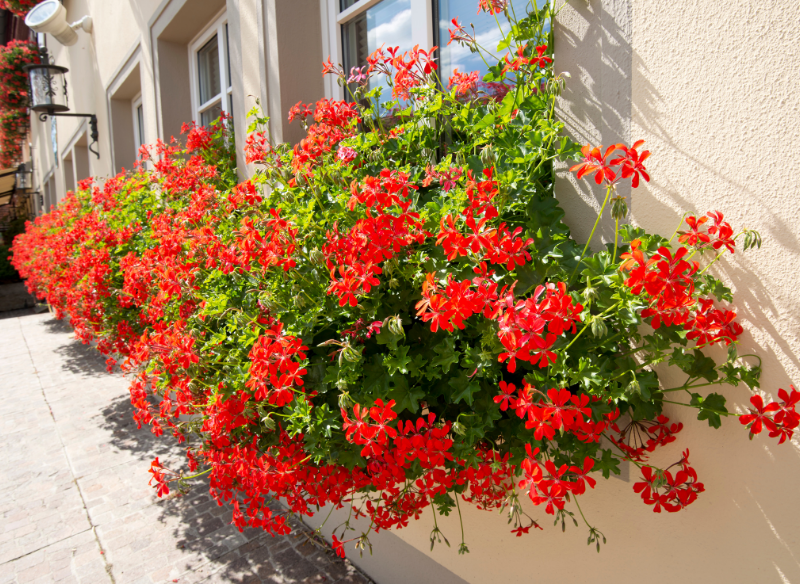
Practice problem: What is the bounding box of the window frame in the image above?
[132,93,144,153]
[188,11,233,126]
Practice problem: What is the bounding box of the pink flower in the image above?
[337,146,358,163]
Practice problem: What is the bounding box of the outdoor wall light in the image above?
[25,47,99,159]
[15,162,32,191]
[24,0,92,47]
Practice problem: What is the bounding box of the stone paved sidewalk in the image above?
[0,313,372,584]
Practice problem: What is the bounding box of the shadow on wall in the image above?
[629,51,800,253]
[555,1,800,382]
[554,0,632,249]
[627,49,800,381]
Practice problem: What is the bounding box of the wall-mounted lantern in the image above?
[24,49,99,159]
[24,1,98,158]
[15,162,33,191]
[26,61,69,114]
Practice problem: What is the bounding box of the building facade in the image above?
[24,1,800,583]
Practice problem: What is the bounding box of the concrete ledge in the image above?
[0,282,35,313]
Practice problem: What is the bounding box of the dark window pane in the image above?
[341,0,360,11]
[136,104,144,148]
[200,100,223,127]
[341,0,413,106]
[342,12,368,79]
[198,34,221,105]
[225,23,232,87]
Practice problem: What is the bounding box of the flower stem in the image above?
[571,184,613,281]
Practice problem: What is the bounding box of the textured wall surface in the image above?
[328,2,800,583]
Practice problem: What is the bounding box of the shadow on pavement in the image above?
[93,360,367,583]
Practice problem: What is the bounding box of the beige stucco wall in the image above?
[325,2,800,583]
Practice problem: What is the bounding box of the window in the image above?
[132,94,145,152]
[435,0,528,83]
[339,0,417,106]
[189,13,232,127]
[335,0,532,102]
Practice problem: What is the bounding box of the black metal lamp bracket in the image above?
[37,111,99,159]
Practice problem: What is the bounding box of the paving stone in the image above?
[0,313,373,584]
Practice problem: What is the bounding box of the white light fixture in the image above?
[24,0,93,47]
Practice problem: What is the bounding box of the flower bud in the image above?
[261,415,276,431]
[582,278,599,302]
[310,248,326,267]
[343,345,362,363]
[451,421,466,436]
[591,316,608,338]
[386,315,404,336]
[611,197,628,221]
[338,391,354,409]
[258,291,277,313]
[480,145,496,166]
[294,293,307,310]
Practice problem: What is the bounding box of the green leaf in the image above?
[362,356,390,397]
[581,252,616,285]
[690,392,728,428]
[388,376,425,414]
[384,345,412,375]
[376,326,402,351]
[569,357,603,390]
[448,371,481,407]
[681,349,719,383]
[595,449,621,479]
[431,337,460,374]
[472,112,496,132]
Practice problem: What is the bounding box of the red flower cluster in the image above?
[678,211,736,254]
[621,239,743,346]
[235,209,298,272]
[608,414,683,462]
[324,170,429,307]
[290,99,360,177]
[739,386,800,444]
[496,383,608,444]
[502,44,552,75]
[422,165,463,192]
[570,140,650,188]
[181,121,214,152]
[448,69,480,96]
[633,450,705,513]
[415,269,581,373]
[436,168,534,270]
[246,322,309,407]
[364,45,438,100]
[0,0,42,17]
[477,0,508,14]
[0,40,40,166]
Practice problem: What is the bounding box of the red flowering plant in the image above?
[0,40,40,167]
[0,0,44,17]
[11,1,796,557]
